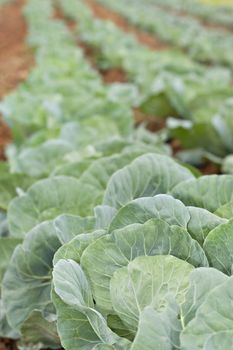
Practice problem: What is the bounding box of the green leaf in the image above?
[54,214,96,244]
[0,299,20,339]
[187,207,227,245]
[8,176,101,237]
[80,150,149,191]
[53,229,106,265]
[181,268,228,326]
[53,159,93,178]
[172,175,233,213]
[15,140,73,177]
[2,221,61,330]
[0,173,34,211]
[53,260,131,350]
[180,277,233,350]
[204,331,233,350]
[20,311,60,349]
[131,305,181,350]
[204,219,233,274]
[108,195,190,232]
[214,202,233,219]
[104,153,194,209]
[0,212,8,237]
[0,237,21,287]
[110,255,193,333]
[94,205,117,230]
[82,219,207,313]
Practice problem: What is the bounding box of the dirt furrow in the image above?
[0,0,34,160]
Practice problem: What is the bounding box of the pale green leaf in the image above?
[54,214,96,244]
[110,255,193,333]
[82,219,207,313]
[181,277,233,350]
[104,154,194,209]
[172,175,233,213]
[204,219,233,274]
[2,221,61,330]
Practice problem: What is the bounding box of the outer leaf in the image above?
[204,218,233,274]
[16,140,73,177]
[187,207,227,245]
[214,201,233,219]
[204,331,233,350]
[53,260,131,350]
[0,237,21,287]
[2,221,61,330]
[104,153,194,209]
[94,205,117,230]
[53,230,106,265]
[180,277,233,350]
[181,268,228,326]
[54,214,96,244]
[110,255,193,333]
[172,175,233,213]
[108,195,190,232]
[0,299,20,339]
[20,311,60,349]
[0,173,34,211]
[8,176,101,237]
[79,150,148,191]
[131,305,181,350]
[82,219,207,313]
[0,212,8,237]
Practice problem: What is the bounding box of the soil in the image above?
[134,109,166,132]
[100,68,128,84]
[199,161,220,175]
[0,0,33,97]
[0,338,17,350]
[85,0,169,51]
[0,0,34,160]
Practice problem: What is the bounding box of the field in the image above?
[0,0,233,349]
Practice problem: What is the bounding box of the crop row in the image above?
[57,0,233,166]
[142,0,233,29]
[97,0,233,69]
[1,0,233,349]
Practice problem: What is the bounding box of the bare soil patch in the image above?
[0,0,34,159]
[0,0,33,97]
[0,338,17,350]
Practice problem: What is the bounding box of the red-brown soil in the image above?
[0,0,33,97]
[134,108,166,132]
[0,0,34,160]
[0,338,17,350]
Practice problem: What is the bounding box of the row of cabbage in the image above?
[2,0,233,162]
[145,0,233,29]
[96,0,233,70]
[57,0,233,168]
[1,0,233,349]
[0,1,171,346]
